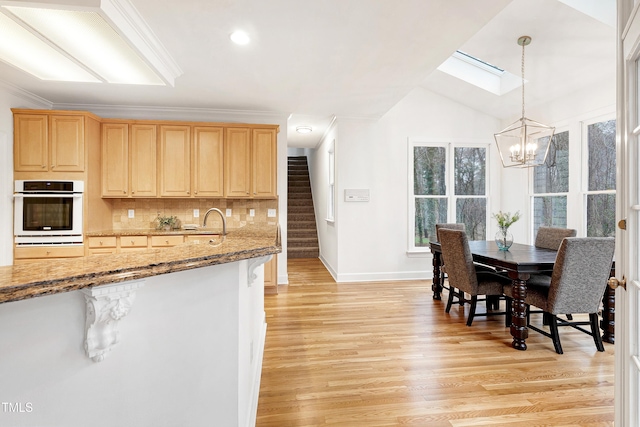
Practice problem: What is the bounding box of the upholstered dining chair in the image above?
[439,228,512,326]
[435,223,465,291]
[534,226,577,250]
[503,237,615,354]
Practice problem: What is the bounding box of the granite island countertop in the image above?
[0,224,280,304]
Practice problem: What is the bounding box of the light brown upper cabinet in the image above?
[193,126,224,197]
[101,123,129,197]
[130,124,157,197]
[14,113,84,172]
[102,123,157,197]
[252,128,277,198]
[159,125,191,197]
[224,127,277,198]
[224,128,252,198]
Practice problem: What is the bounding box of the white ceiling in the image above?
[0,0,615,148]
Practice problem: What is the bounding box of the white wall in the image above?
[311,87,503,282]
[307,120,338,277]
[318,84,616,282]
[0,84,51,266]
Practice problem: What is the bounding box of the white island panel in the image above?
[0,259,267,427]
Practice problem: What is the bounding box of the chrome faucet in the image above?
[202,208,227,235]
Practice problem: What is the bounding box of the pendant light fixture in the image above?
[494,36,555,168]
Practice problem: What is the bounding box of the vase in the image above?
[495,229,513,251]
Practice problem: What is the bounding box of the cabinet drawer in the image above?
[185,234,219,244]
[151,235,184,247]
[119,236,148,248]
[15,245,85,259]
[87,236,117,249]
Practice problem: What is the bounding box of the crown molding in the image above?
[0,79,53,108]
[100,0,183,86]
[52,102,289,124]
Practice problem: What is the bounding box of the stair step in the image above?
[288,239,319,248]
[288,193,313,200]
[287,228,318,239]
[287,247,320,259]
[289,221,317,230]
[287,205,315,214]
[288,199,314,207]
[288,213,315,221]
[287,156,318,257]
[288,180,310,187]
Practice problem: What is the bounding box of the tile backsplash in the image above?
[109,199,278,231]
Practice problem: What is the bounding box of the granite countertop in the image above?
[0,225,281,304]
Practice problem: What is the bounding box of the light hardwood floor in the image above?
[256,259,614,426]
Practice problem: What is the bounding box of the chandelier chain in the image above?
[521,39,525,120]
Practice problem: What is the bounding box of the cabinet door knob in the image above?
[123,190,126,194]
[41,165,46,169]
[99,241,103,246]
[165,240,169,244]
[46,251,51,255]
[131,240,135,244]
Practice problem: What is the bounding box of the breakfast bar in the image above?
[0,224,280,427]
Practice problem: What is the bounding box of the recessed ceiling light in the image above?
[230,30,250,45]
[296,126,313,134]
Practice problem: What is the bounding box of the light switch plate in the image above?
[249,209,255,217]
[128,209,135,218]
[193,209,199,218]
[267,209,276,218]
[226,209,232,217]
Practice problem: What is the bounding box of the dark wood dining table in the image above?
[429,240,616,350]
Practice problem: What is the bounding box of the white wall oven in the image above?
[14,180,84,245]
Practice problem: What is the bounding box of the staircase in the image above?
[288,156,320,259]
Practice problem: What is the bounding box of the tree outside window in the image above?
[586,119,616,237]
[532,131,569,237]
[412,144,487,249]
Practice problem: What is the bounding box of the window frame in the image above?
[529,128,571,240]
[327,139,335,223]
[581,114,617,237]
[408,138,491,253]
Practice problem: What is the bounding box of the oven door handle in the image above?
[13,193,81,198]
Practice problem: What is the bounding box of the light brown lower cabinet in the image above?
[264,255,278,295]
[87,236,118,255]
[119,236,149,252]
[150,235,184,247]
[14,245,85,263]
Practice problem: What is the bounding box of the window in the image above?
[585,119,616,237]
[327,140,335,222]
[411,142,488,250]
[532,131,569,237]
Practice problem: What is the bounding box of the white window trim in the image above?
[529,127,571,241]
[326,139,335,223]
[407,138,492,254]
[581,114,617,236]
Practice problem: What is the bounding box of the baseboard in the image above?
[319,255,338,281]
[335,270,432,283]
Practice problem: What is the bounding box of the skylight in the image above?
[437,50,521,96]
[0,0,182,86]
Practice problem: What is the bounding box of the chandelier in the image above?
[494,36,555,168]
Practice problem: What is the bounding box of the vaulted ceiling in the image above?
[0,0,615,147]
